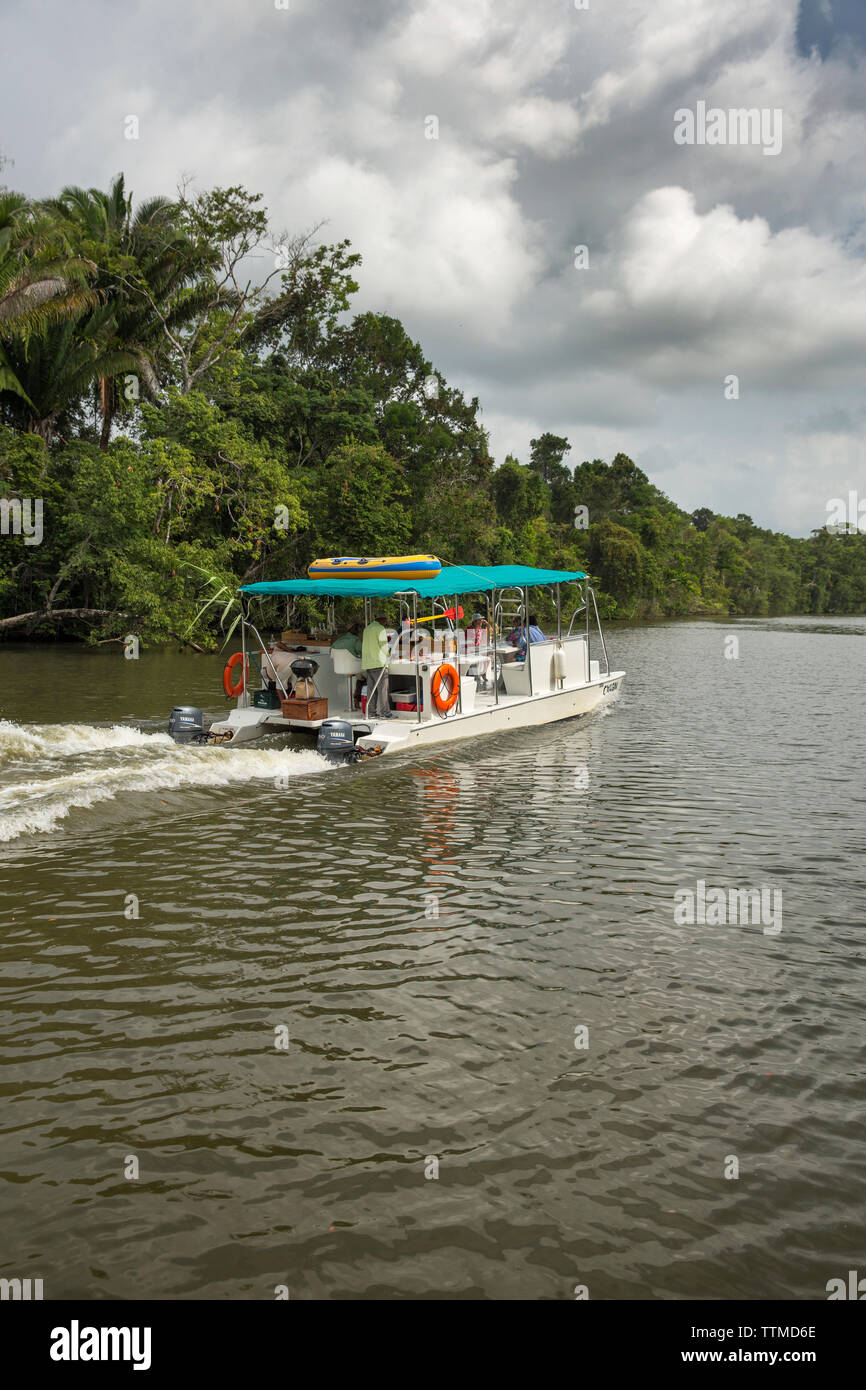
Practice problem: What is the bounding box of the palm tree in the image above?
[0,191,96,408]
[44,176,209,447]
[0,304,141,439]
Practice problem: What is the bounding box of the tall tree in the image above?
[0,191,96,409]
[127,185,360,396]
[529,432,571,484]
[45,175,207,446]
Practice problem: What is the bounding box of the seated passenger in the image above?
[331,623,363,707]
[466,612,488,646]
[264,642,296,692]
[512,615,546,659]
[391,618,414,660]
[410,627,432,659]
[331,623,362,658]
[507,617,525,657]
[465,611,491,687]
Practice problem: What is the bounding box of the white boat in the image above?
[170,564,625,758]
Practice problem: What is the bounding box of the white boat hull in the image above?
[359,672,625,754]
[208,671,625,754]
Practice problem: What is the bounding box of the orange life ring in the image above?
[223,651,246,699]
[431,662,460,713]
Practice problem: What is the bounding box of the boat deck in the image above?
[207,565,625,755]
[215,669,625,753]
[260,680,513,730]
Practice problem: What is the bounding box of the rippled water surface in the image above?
[0,620,863,1299]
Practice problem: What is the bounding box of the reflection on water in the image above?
[0,619,863,1298]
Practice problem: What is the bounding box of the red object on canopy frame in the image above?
[414,605,464,623]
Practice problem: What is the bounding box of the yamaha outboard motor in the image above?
[317,718,364,762]
[168,706,206,744]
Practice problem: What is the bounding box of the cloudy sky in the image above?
[2,0,865,534]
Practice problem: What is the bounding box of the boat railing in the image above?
[365,637,414,717]
[566,602,587,637]
[365,662,388,712]
[563,584,611,677]
[238,574,612,721]
[588,585,610,675]
[243,618,292,699]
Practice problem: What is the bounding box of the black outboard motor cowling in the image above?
[317,718,361,761]
[168,706,205,744]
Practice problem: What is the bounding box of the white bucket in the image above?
[460,676,477,712]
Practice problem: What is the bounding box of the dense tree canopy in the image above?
[1,171,863,644]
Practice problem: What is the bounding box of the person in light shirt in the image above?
[362,615,392,718]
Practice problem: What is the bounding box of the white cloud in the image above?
[296,144,543,335]
[2,0,865,533]
[583,186,866,387]
[480,96,580,157]
[774,427,866,532]
[575,0,787,136]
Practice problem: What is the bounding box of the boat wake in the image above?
[0,719,172,763]
[0,719,331,842]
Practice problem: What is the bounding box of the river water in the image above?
[0,618,863,1300]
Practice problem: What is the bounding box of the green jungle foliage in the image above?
[1,173,863,646]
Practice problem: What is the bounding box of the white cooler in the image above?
[460,676,477,712]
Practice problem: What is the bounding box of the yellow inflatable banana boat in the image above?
[308,555,442,580]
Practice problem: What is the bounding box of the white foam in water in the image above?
[0,719,173,763]
[0,721,332,842]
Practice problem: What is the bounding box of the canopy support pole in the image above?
[525,586,532,695]
[413,592,421,722]
[455,593,462,714]
[240,610,248,708]
[488,590,497,705]
[589,585,610,676]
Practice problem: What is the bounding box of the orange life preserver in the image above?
[431,662,460,713]
[223,651,246,699]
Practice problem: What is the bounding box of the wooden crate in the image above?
[281,697,328,722]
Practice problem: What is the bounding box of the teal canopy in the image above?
[240,564,587,600]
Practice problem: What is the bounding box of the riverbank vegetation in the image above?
[2,172,864,645]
